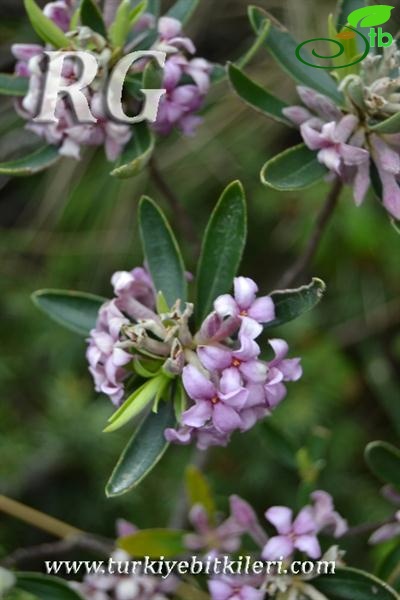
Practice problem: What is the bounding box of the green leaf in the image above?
[266,278,327,328]
[32,289,106,336]
[118,529,187,558]
[371,114,400,135]
[313,567,399,600]
[15,573,84,600]
[348,5,394,28]
[336,0,366,28]
[0,145,60,176]
[0,74,29,97]
[139,196,187,307]
[110,122,155,178]
[186,466,216,519]
[166,0,199,25]
[104,376,169,433]
[147,0,160,17]
[80,0,107,37]
[106,400,176,497]
[261,144,328,191]
[248,6,343,104]
[196,181,247,326]
[109,0,147,48]
[365,441,400,489]
[227,63,291,126]
[378,543,400,590]
[24,0,71,48]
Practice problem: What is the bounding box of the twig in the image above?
[342,518,394,538]
[1,536,114,568]
[278,178,343,289]
[148,157,199,250]
[169,448,210,529]
[0,494,81,540]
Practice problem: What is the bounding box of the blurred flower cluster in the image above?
[70,490,347,600]
[283,46,400,220]
[86,266,302,449]
[12,0,211,161]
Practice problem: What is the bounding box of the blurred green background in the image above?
[1,0,399,576]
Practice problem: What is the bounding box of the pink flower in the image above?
[43,0,73,31]
[181,365,248,434]
[209,578,264,600]
[157,16,196,54]
[185,504,244,556]
[369,511,400,545]
[214,277,275,327]
[262,506,321,560]
[311,491,348,538]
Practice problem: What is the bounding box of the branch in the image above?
[149,157,199,250]
[0,494,81,540]
[278,178,343,289]
[1,535,114,568]
[342,517,394,538]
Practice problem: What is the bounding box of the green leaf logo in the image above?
[347,5,395,29]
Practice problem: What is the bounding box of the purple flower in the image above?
[111,267,155,310]
[157,16,196,54]
[229,496,268,547]
[43,0,73,31]
[185,504,244,556]
[369,511,400,545]
[262,506,321,560]
[310,491,348,538]
[370,134,400,220]
[214,277,275,327]
[181,365,247,434]
[209,577,264,600]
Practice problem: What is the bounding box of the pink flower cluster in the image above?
[87,268,302,449]
[197,491,347,599]
[152,17,211,136]
[369,485,400,545]
[166,277,302,450]
[283,86,400,220]
[12,2,211,160]
[86,267,155,405]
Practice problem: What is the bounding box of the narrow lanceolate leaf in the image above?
[186,466,216,520]
[266,279,326,329]
[104,376,169,433]
[166,0,199,25]
[313,567,399,600]
[261,144,328,190]
[0,74,29,97]
[106,400,176,497]
[32,290,106,336]
[365,441,400,489]
[0,145,60,176]
[110,122,155,178]
[118,529,188,558]
[228,63,292,126]
[139,196,187,307]
[24,0,71,48]
[80,0,107,37]
[196,181,247,326]
[109,0,147,48]
[370,114,400,135]
[378,544,400,590]
[15,573,84,600]
[248,6,343,104]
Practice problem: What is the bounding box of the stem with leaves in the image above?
[278,178,343,289]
